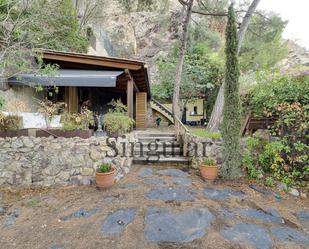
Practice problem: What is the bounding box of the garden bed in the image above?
[0,129,94,139]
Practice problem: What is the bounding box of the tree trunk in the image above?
[172,0,194,119]
[206,0,261,132]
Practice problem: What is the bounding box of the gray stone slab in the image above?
[204,187,246,200]
[271,227,309,245]
[61,208,99,221]
[145,207,213,243]
[296,211,309,221]
[104,193,126,203]
[144,179,164,185]
[171,177,192,186]
[158,169,189,177]
[138,168,153,178]
[220,224,273,249]
[101,208,137,235]
[119,183,139,189]
[238,208,283,224]
[3,209,20,226]
[146,187,196,201]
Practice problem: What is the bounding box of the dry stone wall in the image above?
[0,134,136,186]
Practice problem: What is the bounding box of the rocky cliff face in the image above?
[280,40,309,70]
[83,0,183,81]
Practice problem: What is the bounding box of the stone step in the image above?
[133,156,190,165]
[137,137,177,142]
[134,142,181,148]
[134,150,182,157]
[137,133,175,138]
[134,147,182,153]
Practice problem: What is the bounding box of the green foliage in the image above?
[98,163,112,173]
[202,159,216,166]
[0,0,88,78]
[247,72,309,116]
[117,0,168,13]
[221,5,242,179]
[239,13,288,72]
[61,107,95,131]
[153,42,224,116]
[264,177,274,187]
[30,0,89,53]
[244,72,309,187]
[191,129,221,139]
[243,137,308,188]
[0,115,22,131]
[25,197,41,208]
[242,137,263,178]
[104,99,135,136]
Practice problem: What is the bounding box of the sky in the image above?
[258,0,309,49]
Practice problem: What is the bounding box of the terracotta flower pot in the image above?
[95,168,116,188]
[200,165,218,180]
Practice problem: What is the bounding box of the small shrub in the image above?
[98,163,112,173]
[104,99,135,136]
[202,159,216,166]
[264,177,274,187]
[61,107,94,130]
[0,115,22,131]
[37,98,65,128]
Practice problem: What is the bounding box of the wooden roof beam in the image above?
[125,69,140,92]
[43,53,142,71]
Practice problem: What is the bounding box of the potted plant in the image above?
[200,159,218,180]
[95,163,116,188]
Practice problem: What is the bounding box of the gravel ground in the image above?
[0,165,308,249]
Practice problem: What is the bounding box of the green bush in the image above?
[243,137,308,188]
[246,72,309,117]
[264,177,274,187]
[104,99,135,136]
[243,72,309,187]
[97,163,112,173]
[242,137,263,179]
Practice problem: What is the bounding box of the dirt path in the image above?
[0,165,308,249]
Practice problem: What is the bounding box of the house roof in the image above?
[39,50,151,97]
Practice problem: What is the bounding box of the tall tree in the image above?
[221,4,241,179]
[172,0,194,118]
[0,0,88,80]
[206,0,261,132]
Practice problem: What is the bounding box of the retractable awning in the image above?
[8,69,124,87]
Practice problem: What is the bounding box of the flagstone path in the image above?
[0,165,308,249]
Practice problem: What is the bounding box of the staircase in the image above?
[133,132,190,165]
[150,99,174,124]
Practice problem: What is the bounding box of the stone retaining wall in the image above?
[187,135,223,168]
[0,134,136,186]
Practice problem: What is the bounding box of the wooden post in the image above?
[65,86,78,113]
[127,78,134,119]
[0,77,9,91]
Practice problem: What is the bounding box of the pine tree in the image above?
[221,4,242,179]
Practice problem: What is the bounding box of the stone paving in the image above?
[1,165,309,249]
